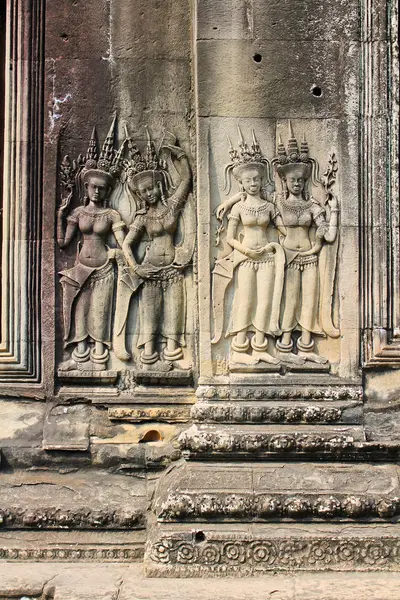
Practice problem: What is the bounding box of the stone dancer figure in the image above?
[212,128,285,366]
[122,129,193,372]
[272,123,340,364]
[57,119,126,372]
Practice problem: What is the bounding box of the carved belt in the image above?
[287,255,318,271]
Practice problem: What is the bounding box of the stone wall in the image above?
[0,0,399,585]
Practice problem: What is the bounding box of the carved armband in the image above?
[112,220,126,233]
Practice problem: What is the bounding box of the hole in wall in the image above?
[253,53,262,63]
[60,33,69,42]
[194,530,206,543]
[311,84,322,97]
[138,429,163,443]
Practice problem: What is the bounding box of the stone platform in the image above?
[1,563,398,599]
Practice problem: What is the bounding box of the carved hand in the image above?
[134,264,162,279]
[327,194,339,211]
[245,247,265,260]
[263,243,276,253]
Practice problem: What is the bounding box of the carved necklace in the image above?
[279,197,312,217]
[80,207,112,220]
[143,205,170,221]
[238,200,271,215]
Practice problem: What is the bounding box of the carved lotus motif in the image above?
[151,539,173,563]
[308,541,333,565]
[177,542,198,564]
[247,541,277,564]
[336,541,359,562]
[201,543,221,564]
[223,542,246,563]
[360,541,391,565]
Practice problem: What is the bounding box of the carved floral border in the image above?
[149,536,400,571]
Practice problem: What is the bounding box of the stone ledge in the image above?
[145,523,400,576]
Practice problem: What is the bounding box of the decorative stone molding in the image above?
[0,0,44,383]
[0,547,143,562]
[178,426,400,460]
[192,403,345,424]
[195,386,363,402]
[0,507,144,530]
[148,535,400,572]
[157,492,400,522]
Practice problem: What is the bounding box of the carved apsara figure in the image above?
[272,124,340,364]
[212,128,285,365]
[121,129,195,371]
[57,119,126,372]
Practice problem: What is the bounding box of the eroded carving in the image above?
[121,128,195,377]
[57,118,126,376]
[149,535,400,571]
[157,492,400,522]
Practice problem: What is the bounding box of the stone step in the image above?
[192,400,362,425]
[145,522,400,576]
[154,461,400,523]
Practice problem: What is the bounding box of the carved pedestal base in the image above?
[134,368,193,386]
[57,370,118,385]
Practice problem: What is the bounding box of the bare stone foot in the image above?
[142,360,173,372]
[58,358,79,372]
[276,351,306,365]
[92,361,107,371]
[298,350,329,364]
[252,350,280,364]
[231,351,260,365]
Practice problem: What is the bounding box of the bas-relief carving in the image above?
[56,119,194,385]
[212,123,340,373]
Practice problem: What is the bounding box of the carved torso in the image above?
[130,195,182,268]
[68,206,122,267]
[277,196,325,252]
[229,199,277,251]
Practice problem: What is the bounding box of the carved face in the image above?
[137,177,161,205]
[85,175,110,204]
[239,168,262,195]
[284,168,306,196]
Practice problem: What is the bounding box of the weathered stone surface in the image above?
[145,523,400,576]
[0,564,399,600]
[0,470,146,530]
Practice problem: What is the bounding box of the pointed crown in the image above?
[124,125,171,189]
[224,125,272,191]
[60,117,125,191]
[273,121,312,178]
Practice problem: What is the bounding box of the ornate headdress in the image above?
[272,121,316,182]
[59,117,125,193]
[224,125,273,193]
[124,125,173,192]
